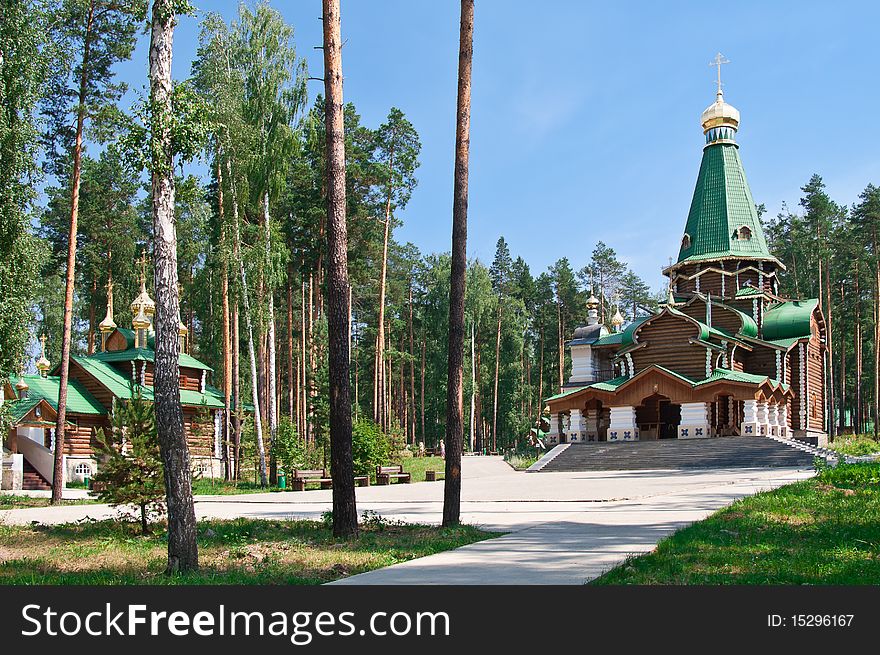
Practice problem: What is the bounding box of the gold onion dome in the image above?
[611,307,625,328]
[700,89,740,133]
[133,303,151,330]
[179,320,189,337]
[99,285,116,332]
[130,278,156,318]
[15,377,29,392]
[36,339,51,374]
[586,289,600,309]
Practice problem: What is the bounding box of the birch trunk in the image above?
[149,0,198,571]
[226,156,267,486]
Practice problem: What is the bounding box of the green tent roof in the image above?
[762,299,818,341]
[7,375,106,424]
[676,143,779,266]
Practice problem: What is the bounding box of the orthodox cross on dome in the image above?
[139,250,149,283]
[709,52,730,97]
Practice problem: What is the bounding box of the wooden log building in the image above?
[2,267,240,490]
[545,78,827,449]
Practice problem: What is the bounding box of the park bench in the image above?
[290,469,370,491]
[376,464,411,485]
[291,469,333,491]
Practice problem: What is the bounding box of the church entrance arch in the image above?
[636,392,681,440]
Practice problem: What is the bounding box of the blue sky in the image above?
[112,0,880,291]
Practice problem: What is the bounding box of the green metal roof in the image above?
[734,287,763,298]
[544,385,589,403]
[72,356,221,409]
[695,368,790,392]
[761,299,818,341]
[676,143,778,266]
[90,346,213,372]
[588,375,630,392]
[7,375,106,424]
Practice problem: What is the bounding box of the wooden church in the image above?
[2,262,231,491]
[545,74,827,449]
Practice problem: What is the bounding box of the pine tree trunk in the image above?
[839,280,846,433]
[538,325,544,415]
[875,258,879,438]
[233,303,241,480]
[420,329,426,443]
[287,271,294,421]
[492,299,502,452]
[556,295,564,391]
[323,0,358,538]
[408,282,416,444]
[52,0,95,504]
[825,264,835,438]
[855,264,863,433]
[87,276,96,355]
[470,320,475,451]
[149,0,198,572]
[443,0,473,528]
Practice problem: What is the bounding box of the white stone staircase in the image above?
[765,434,839,464]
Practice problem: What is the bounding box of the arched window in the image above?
[74,462,92,476]
[681,233,691,250]
[738,225,752,240]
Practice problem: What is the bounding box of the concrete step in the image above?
[538,436,816,472]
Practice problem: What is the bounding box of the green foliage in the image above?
[817,462,880,488]
[351,420,391,477]
[829,435,880,457]
[271,416,321,476]
[0,0,51,378]
[92,391,165,534]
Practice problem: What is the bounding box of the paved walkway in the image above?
[0,457,813,584]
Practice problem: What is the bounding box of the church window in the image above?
[737,225,752,240]
[681,233,691,250]
[74,463,92,476]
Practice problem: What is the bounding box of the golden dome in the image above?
[179,321,188,337]
[130,279,156,318]
[35,334,50,374]
[133,303,151,330]
[700,89,740,133]
[610,307,625,328]
[15,377,29,392]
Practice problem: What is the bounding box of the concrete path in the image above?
[0,457,813,584]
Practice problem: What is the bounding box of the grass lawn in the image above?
[0,494,97,510]
[401,456,445,482]
[829,434,880,457]
[593,462,880,585]
[504,453,539,471]
[0,516,494,585]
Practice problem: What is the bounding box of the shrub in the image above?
[272,416,321,476]
[91,390,165,534]
[351,420,390,477]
